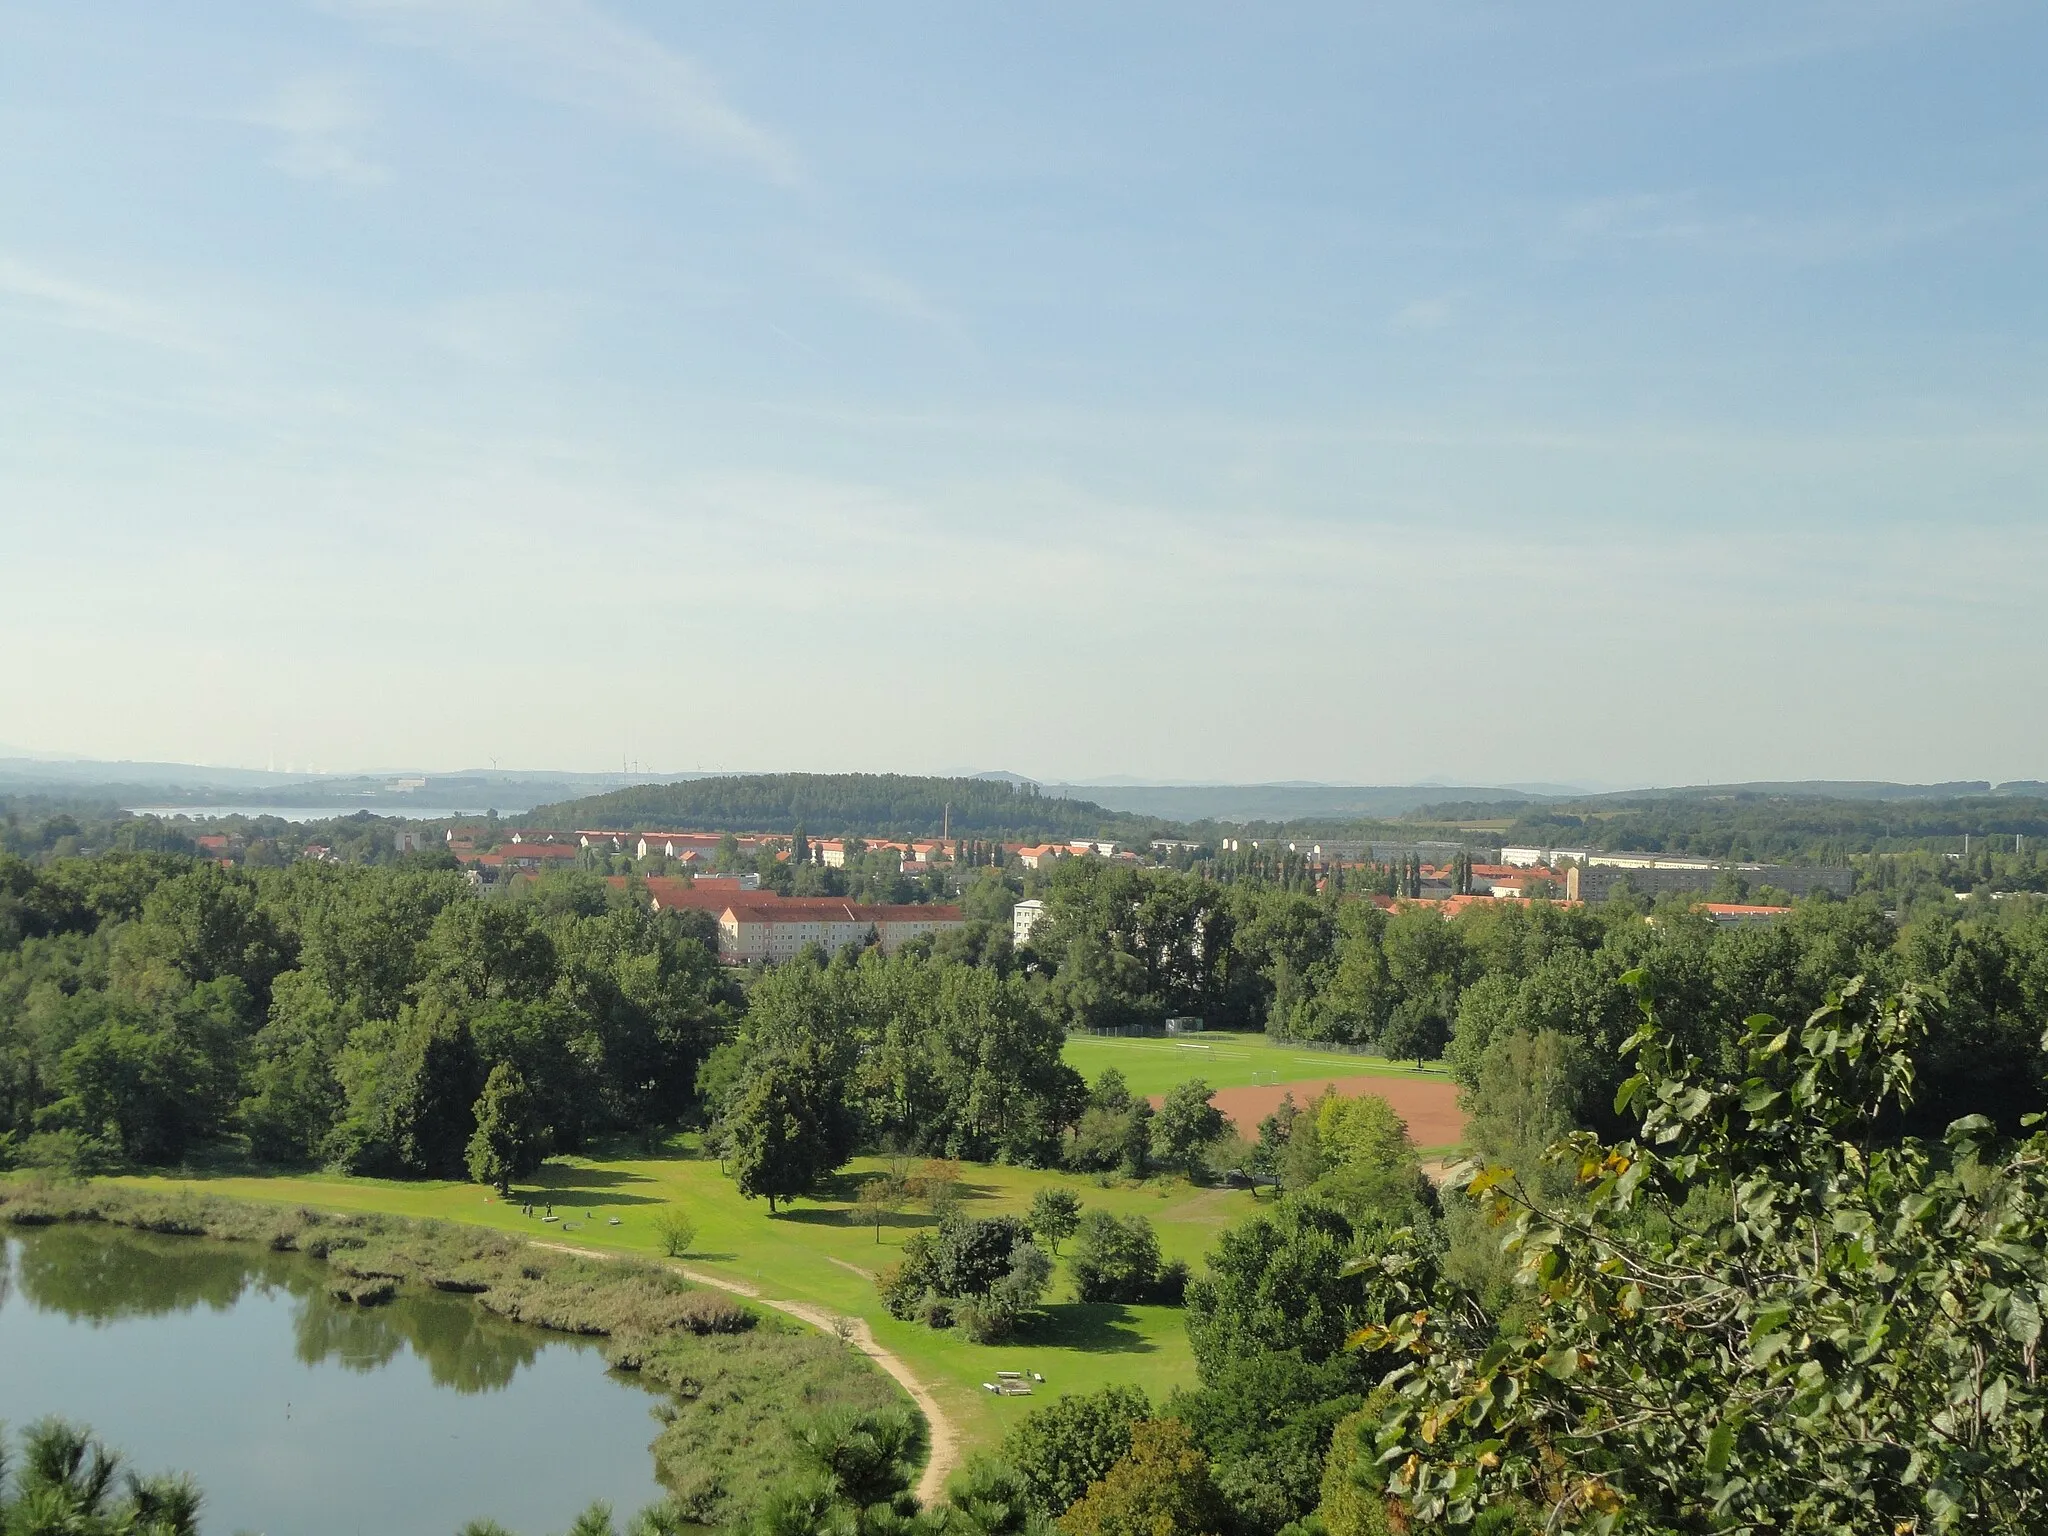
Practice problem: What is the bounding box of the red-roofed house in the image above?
[1699,903,1792,926]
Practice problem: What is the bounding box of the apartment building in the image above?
[717,899,964,963]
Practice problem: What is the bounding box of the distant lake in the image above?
[0,1223,669,1536]
[129,805,510,823]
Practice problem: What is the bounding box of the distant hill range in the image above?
[1043,782,1541,823]
[6,759,2045,855]
[1412,782,2048,864]
[0,758,674,815]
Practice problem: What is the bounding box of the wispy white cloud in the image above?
[0,256,206,352]
[327,0,800,185]
[240,76,386,186]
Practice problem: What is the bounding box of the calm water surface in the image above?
[0,1224,668,1536]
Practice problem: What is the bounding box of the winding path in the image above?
[535,1241,959,1506]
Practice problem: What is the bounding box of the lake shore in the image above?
[0,1176,908,1528]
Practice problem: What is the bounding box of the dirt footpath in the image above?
[1194,1073,1467,1149]
[536,1241,959,1506]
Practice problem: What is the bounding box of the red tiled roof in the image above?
[624,877,749,912]
[612,878,963,926]
[723,899,966,925]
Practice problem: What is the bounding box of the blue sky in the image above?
[2,2,2043,785]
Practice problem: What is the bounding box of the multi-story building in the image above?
[716,899,964,964]
[1012,897,1047,947]
[1567,863,1853,903]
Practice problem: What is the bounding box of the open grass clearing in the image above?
[1060,1029,1443,1099]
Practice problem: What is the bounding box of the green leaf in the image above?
[2002,1292,2041,1348]
[1541,1347,1580,1380]
[1705,1417,1737,1473]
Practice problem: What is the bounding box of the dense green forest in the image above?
[7,840,2047,1178]
[529,774,1171,842]
[0,853,737,1173]
[1,794,469,868]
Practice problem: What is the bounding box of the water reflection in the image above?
[291,1285,541,1392]
[14,1223,267,1322]
[0,1224,666,1536]
[12,1224,543,1394]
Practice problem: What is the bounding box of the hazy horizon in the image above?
[4,4,2044,785]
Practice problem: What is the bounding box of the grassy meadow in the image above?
[1060,1029,1437,1099]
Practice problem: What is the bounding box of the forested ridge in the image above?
[530,773,1169,842]
[1410,788,2048,861]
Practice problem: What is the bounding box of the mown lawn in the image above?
[120,1144,1266,1458]
[1061,1029,1437,1099]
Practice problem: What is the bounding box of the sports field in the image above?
[1061,1030,1466,1151]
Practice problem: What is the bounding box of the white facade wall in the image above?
[717,908,964,963]
[1013,898,1047,948]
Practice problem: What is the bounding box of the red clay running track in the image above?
[1172,1074,1467,1150]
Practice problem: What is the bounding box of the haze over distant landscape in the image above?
[3,4,2045,785]
[13,15,2048,1534]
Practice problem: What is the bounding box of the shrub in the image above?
[1148,1080,1225,1179]
[655,1208,697,1258]
[1065,1108,1126,1173]
[1182,1197,1378,1381]
[1002,1384,1152,1517]
[18,1129,120,1175]
[1068,1211,1161,1304]
[1028,1187,1083,1255]
[955,1294,1019,1344]
[1152,1258,1189,1306]
[1057,1419,1228,1536]
[674,1291,753,1335]
[877,1230,941,1320]
[934,1214,1034,1299]
[995,1240,1054,1312]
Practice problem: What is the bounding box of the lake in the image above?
[0,1223,670,1536]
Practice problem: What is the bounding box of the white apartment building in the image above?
[716,899,964,964]
[1012,898,1047,948]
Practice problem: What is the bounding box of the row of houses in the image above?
[466,825,1140,874]
[1361,891,1793,927]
